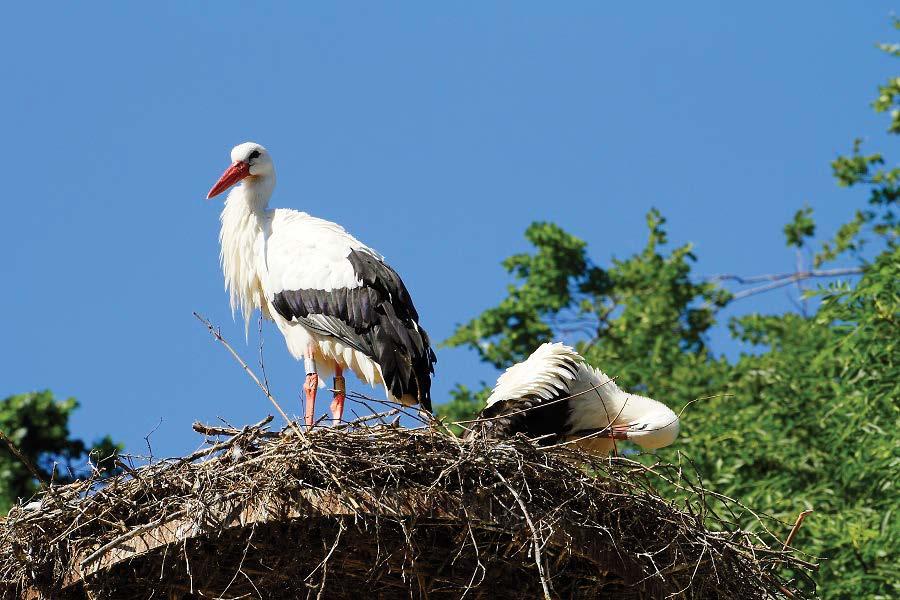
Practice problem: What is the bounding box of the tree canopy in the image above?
[0,391,120,513]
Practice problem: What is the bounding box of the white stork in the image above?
[467,343,679,453]
[205,142,436,427]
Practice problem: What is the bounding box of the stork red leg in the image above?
[304,374,318,428]
[331,365,346,426]
[304,349,318,429]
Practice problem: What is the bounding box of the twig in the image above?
[192,415,274,438]
[177,415,277,467]
[80,509,188,567]
[496,472,552,600]
[0,428,46,488]
[194,312,305,440]
[707,267,863,285]
[344,391,433,427]
[257,314,272,398]
[144,417,163,464]
[711,268,863,301]
[219,524,256,597]
[795,249,808,317]
[306,520,345,582]
[782,509,814,551]
[335,410,400,430]
[315,523,344,600]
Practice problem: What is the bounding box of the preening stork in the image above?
[466,343,679,453]
[206,142,436,427]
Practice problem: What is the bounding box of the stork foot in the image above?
[304,373,318,429]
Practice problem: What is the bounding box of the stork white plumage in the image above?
[467,343,679,453]
[206,142,436,427]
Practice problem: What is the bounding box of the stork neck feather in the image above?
[219,177,274,331]
[238,173,276,212]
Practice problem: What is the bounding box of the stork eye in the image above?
[248,150,261,160]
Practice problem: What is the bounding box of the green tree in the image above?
[0,391,121,513]
[438,24,900,598]
[442,210,733,420]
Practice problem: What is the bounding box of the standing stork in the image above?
[466,343,679,453]
[206,142,436,427]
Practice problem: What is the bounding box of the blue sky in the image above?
[1,3,895,458]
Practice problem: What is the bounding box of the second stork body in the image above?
[468,343,679,453]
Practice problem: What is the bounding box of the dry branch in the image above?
[707,267,863,285]
[783,510,814,552]
[708,267,863,301]
[193,312,305,440]
[0,428,46,488]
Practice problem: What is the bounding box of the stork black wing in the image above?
[272,248,436,411]
[464,396,571,443]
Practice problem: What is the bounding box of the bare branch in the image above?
[497,472,552,600]
[707,267,862,286]
[783,509,814,551]
[0,428,46,488]
[193,312,305,440]
[192,415,275,438]
[143,417,162,464]
[714,268,863,301]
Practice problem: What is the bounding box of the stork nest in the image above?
[0,416,816,599]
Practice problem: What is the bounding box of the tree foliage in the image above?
[438,24,900,598]
[0,391,121,513]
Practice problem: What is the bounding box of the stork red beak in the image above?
[206,161,251,199]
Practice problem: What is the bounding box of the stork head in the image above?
[207,142,275,200]
[625,408,680,450]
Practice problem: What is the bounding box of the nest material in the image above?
[0,417,815,599]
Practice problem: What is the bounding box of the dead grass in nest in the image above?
[0,413,815,599]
